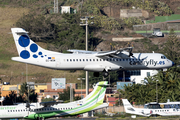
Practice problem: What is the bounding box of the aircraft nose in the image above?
[172,61,175,66]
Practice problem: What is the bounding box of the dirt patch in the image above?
[160,0,180,14]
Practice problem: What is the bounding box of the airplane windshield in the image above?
[144,104,161,109]
[161,56,167,59]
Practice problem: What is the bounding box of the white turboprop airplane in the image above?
[122,99,180,116]
[11,28,174,77]
[0,81,108,119]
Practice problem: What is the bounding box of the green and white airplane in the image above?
[0,81,108,120]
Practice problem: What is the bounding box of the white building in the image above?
[61,6,70,14]
[130,70,158,84]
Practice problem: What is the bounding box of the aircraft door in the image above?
[56,58,61,68]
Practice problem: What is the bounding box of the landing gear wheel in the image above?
[93,72,100,77]
[103,71,109,77]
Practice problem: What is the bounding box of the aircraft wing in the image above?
[40,100,63,107]
[68,47,133,58]
[67,49,98,54]
[95,47,133,58]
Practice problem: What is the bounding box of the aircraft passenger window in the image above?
[73,59,75,61]
[90,59,91,61]
[97,59,98,61]
[100,59,101,61]
[93,59,95,61]
[70,59,72,61]
[79,59,81,61]
[10,110,12,112]
[13,110,15,112]
[106,59,108,61]
[86,59,88,61]
[71,107,72,109]
[123,59,125,61]
[18,110,20,112]
[109,59,111,61]
[76,59,78,61]
[83,59,85,61]
[8,110,9,112]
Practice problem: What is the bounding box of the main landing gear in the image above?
[93,71,109,77]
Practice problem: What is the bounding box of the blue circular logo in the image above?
[38,52,42,55]
[33,54,38,58]
[18,35,30,47]
[20,50,30,59]
[30,43,38,52]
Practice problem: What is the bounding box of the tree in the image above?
[162,29,180,65]
[19,82,37,102]
[58,86,75,103]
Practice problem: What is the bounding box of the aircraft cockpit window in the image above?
[161,56,166,59]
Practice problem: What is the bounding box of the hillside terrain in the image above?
[0,0,179,85]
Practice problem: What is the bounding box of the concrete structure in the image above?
[120,9,142,18]
[61,6,70,14]
[112,37,144,41]
[134,20,180,31]
[131,70,158,84]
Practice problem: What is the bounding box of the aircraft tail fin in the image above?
[11,28,59,60]
[122,99,136,113]
[82,81,108,104]
[74,81,108,114]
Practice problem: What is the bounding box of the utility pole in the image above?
[80,16,94,96]
[54,0,58,13]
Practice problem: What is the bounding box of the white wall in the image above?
[131,70,158,84]
[61,6,70,14]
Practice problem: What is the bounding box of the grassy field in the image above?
[0,7,83,85]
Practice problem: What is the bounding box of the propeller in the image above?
[127,42,134,57]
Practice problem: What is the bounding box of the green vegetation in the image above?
[58,86,81,103]
[161,29,180,65]
[119,67,180,104]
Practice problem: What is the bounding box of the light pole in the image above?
[80,16,94,96]
[77,78,85,99]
